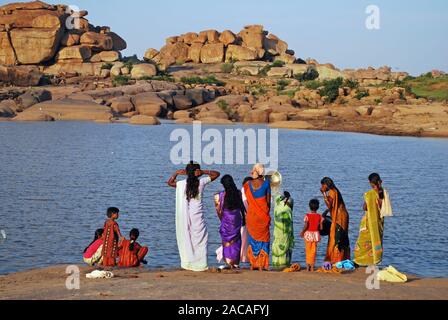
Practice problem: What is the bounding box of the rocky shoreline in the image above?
[1,265,447,300]
[0,1,447,138]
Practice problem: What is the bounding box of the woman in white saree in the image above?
[168,161,220,271]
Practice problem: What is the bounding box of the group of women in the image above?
[167,162,389,272]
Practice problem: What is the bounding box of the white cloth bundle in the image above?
[86,270,114,279]
[380,189,393,218]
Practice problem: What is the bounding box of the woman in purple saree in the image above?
[215,175,246,269]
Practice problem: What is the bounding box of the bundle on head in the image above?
[186,161,201,201]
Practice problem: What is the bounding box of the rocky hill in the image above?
[0,0,126,85]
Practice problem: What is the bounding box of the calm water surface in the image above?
[0,122,447,277]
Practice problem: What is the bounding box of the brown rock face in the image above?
[145,25,296,69]
[31,14,61,29]
[0,65,42,86]
[225,45,257,62]
[200,43,224,64]
[130,63,157,79]
[188,43,203,64]
[159,42,190,64]
[129,115,161,125]
[144,48,159,61]
[219,30,236,46]
[10,27,63,64]
[61,32,80,46]
[0,31,16,65]
[56,45,92,61]
[80,32,113,51]
[20,99,112,121]
[243,109,270,123]
[0,1,127,82]
[132,92,168,117]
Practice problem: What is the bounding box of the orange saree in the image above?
[244,181,271,270]
[325,188,350,264]
[118,240,149,267]
[101,219,121,267]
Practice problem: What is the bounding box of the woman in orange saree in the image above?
[244,164,271,271]
[320,177,350,264]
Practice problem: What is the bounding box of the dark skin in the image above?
[300,209,323,272]
[248,176,271,210]
[320,184,333,212]
[363,181,383,211]
[167,169,220,188]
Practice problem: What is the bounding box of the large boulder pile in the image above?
[344,66,408,85]
[144,25,297,70]
[0,1,127,85]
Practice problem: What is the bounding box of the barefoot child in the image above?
[300,199,324,271]
[83,229,104,266]
[118,229,149,267]
[101,207,123,267]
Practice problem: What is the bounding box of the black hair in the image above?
[129,228,140,251]
[186,161,200,202]
[369,173,384,200]
[242,176,254,186]
[221,175,245,211]
[83,228,104,253]
[321,177,346,206]
[309,199,320,212]
[107,207,119,218]
[283,191,293,209]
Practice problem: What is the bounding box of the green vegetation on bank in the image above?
[180,75,226,86]
[402,73,448,101]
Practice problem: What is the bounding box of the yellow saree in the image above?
[354,189,384,266]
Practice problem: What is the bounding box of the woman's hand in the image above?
[176,169,186,175]
[195,169,204,177]
[300,231,305,239]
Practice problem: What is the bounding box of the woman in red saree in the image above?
[244,164,271,271]
[101,207,123,267]
[118,229,149,267]
[320,178,350,264]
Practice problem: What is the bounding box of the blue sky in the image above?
[9,0,448,75]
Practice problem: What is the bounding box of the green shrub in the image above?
[374,98,382,105]
[355,89,370,100]
[101,63,113,70]
[271,60,285,67]
[221,62,234,74]
[112,75,130,86]
[279,89,299,99]
[304,80,322,90]
[217,99,236,119]
[343,79,359,89]
[139,75,175,82]
[276,79,291,92]
[249,84,268,96]
[295,67,319,81]
[180,75,225,86]
[319,77,343,103]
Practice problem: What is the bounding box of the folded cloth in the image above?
[323,262,333,271]
[380,189,393,218]
[376,265,407,283]
[86,270,114,279]
[283,263,301,273]
[335,260,355,270]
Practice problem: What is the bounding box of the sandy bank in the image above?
[0,265,447,300]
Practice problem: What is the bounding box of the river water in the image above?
[0,121,447,277]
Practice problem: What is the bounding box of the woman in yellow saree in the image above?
[354,173,385,266]
[320,177,350,264]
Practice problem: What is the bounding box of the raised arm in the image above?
[167,170,186,188]
[200,170,220,182]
